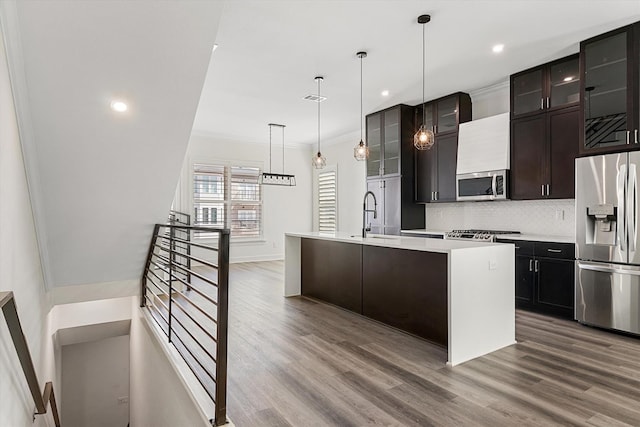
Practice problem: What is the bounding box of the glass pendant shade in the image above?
[313,151,326,169]
[313,76,326,169]
[354,51,368,161]
[354,140,369,160]
[414,124,435,150]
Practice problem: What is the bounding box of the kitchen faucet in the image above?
[362,191,378,238]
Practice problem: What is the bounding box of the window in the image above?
[317,168,337,232]
[193,164,262,238]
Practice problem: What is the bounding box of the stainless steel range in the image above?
[445,229,520,242]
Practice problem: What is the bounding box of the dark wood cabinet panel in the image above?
[579,22,640,155]
[366,105,424,233]
[414,143,437,203]
[499,239,575,320]
[515,255,534,306]
[435,133,458,202]
[548,107,579,198]
[536,257,575,318]
[511,115,547,199]
[301,239,362,313]
[414,92,471,203]
[362,246,448,346]
[510,54,580,200]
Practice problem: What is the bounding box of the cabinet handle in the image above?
[547,249,562,253]
[515,246,521,249]
[541,185,545,196]
[635,129,638,144]
[435,191,439,201]
[540,98,544,110]
[529,259,533,272]
[534,260,539,272]
[546,184,550,196]
[627,130,631,145]
[546,97,550,109]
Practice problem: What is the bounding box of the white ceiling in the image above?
[6,1,223,287]
[193,0,640,146]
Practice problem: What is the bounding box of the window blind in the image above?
[317,169,337,232]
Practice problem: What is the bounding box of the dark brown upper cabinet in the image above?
[510,54,580,200]
[365,104,425,233]
[580,22,640,155]
[511,54,580,119]
[414,92,471,203]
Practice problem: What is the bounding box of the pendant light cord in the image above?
[317,78,321,154]
[422,22,426,126]
[360,55,363,142]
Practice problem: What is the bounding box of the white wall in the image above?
[129,299,211,427]
[312,130,367,234]
[174,134,313,263]
[61,335,130,427]
[0,20,54,427]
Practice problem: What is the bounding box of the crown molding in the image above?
[469,79,510,100]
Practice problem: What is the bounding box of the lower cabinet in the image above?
[362,246,447,347]
[300,238,362,313]
[300,238,448,346]
[501,239,574,319]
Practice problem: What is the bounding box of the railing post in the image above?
[214,230,230,426]
[141,224,161,308]
[168,225,174,343]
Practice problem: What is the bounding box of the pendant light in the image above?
[260,123,296,186]
[354,51,369,161]
[312,76,327,169]
[414,14,435,151]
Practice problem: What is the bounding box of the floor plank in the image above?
[226,261,640,426]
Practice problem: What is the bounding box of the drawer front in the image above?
[535,241,575,259]
[497,239,534,256]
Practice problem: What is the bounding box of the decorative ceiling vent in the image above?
[303,94,327,102]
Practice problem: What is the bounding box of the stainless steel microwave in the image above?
[456,170,508,201]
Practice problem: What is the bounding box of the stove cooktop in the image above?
[446,229,520,241]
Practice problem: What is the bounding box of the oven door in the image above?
[456,170,508,201]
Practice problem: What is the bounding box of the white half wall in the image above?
[0,20,53,427]
[174,134,313,263]
[61,335,130,427]
[129,299,211,427]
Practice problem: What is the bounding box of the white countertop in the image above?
[285,231,505,253]
[400,229,449,236]
[496,233,575,244]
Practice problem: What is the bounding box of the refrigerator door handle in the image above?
[618,164,627,251]
[577,261,640,276]
[628,164,637,252]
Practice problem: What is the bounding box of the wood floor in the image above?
[226,261,640,427]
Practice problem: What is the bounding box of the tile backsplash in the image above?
[426,199,575,237]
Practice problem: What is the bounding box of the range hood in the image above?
[456,112,510,175]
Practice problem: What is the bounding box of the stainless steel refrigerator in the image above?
[576,153,640,335]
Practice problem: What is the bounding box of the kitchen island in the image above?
[285,232,515,366]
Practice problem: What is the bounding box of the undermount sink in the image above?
[350,234,399,240]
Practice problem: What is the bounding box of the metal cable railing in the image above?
[0,291,61,427]
[141,222,230,426]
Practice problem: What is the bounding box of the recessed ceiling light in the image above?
[563,76,574,82]
[492,44,504,54]
[110,100,128,112]
[212,43,219,52]
[381,90,389,97]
